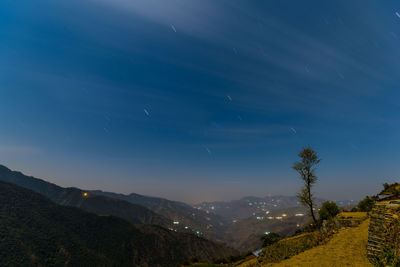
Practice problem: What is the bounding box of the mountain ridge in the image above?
[90,189,231,243]
[0,180,238,266]
[0,164,171,228]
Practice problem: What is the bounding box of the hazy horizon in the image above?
[1,0,399,204]
[0,162,387,204]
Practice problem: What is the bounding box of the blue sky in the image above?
[1,0,400,203]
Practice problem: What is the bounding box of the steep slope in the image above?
[226,214,310,251]
[92,190,230,242]
[0,165,170,228]
[0,181,238,267]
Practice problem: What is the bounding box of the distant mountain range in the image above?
[91,190,230,243]
[0,165,233,242]
[195,196,301,221]
[0,165,171,228]
[195,196,356,221]
[0,180,237,266]
[0,164,355,252]
[194,196,356,250]
[225,206,311,250]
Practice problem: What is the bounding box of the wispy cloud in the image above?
[98,0,391,88]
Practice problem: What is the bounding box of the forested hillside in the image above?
[0,165,171,227]
[0,181,238,266]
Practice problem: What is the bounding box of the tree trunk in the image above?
[310,202,317,224]
[307,179,317,224]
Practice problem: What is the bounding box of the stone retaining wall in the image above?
[367,200,400,261]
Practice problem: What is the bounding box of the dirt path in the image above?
[266,219,372,267]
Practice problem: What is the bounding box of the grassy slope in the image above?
[239,219,372,267]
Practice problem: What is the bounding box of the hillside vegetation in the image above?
[0,165,310,251]
[92,190,230,243]
[226,214,310,251]
[239,219,372,267]
[0,181,238,266]
[0,165,171,227]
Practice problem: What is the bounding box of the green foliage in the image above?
[372,249,400,267]
[383,183,391,190]
[357,196,374,212]
[261,232,281,247]
[319,201,340,221]
[292,146,321,223]
[381,183,400,195]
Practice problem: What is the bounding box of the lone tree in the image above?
[292,146,321,224]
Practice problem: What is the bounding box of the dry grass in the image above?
[336,212,368,220]
[239,219,372,267]
[268,219,372,267]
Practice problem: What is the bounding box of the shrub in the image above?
[318,201,339,221]
[357,196,374,212]
[261,232,281,247]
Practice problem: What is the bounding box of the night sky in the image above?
[1,0,400,203]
